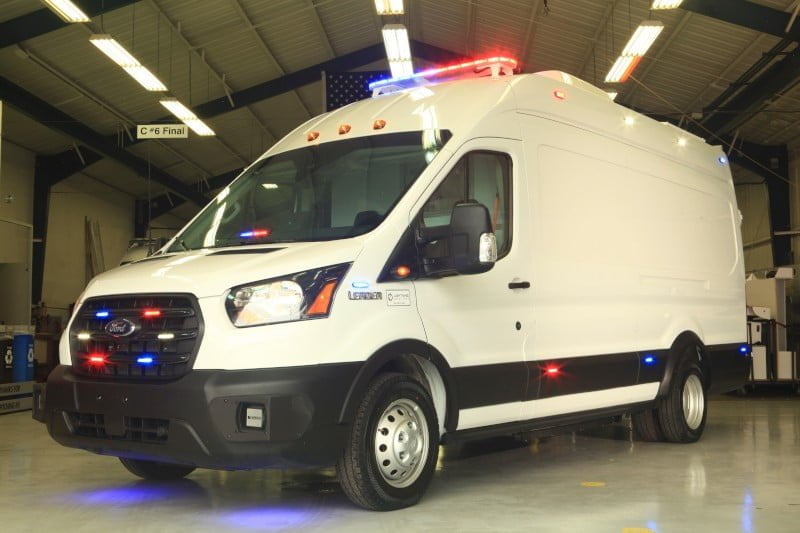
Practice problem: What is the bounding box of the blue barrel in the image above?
[12,334,34,382]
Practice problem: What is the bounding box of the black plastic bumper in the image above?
[34,363,361,470]
[707,344,750,394]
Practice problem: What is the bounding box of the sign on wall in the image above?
[137,124,188,139]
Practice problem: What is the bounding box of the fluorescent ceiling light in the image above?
[605,55,641,83]
[606,91,618,101]
[159,98,216,136]
[42,0,90,22]
[651,0,683,9]
[90,34,166,91]
[89,34,140,67]
[382,24,411,62]
[389,59,414,78]
[123,65,167,91]
[621,21,664,57]
[375,0,404,15]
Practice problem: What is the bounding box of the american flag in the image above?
[324,71,390,112]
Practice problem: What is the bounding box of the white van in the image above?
[33,61,749,511]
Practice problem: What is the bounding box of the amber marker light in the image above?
[393,265,412,279]
[307,131,320,142]
[338,124,352,135]
[373,119,387,130]
[307,280,339,316]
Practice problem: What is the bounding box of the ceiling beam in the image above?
[306,0,336,58]
[703,45,800,136]
[0,0,142,48]
[0,75,207,205]
[149,168,243,220]
[681,0,800,41]
[577,0,622,82]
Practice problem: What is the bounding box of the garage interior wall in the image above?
[735,173,773,274]
[0,139,34,325]
[42,174,134,322]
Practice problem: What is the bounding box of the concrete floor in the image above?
[1,396,799,532]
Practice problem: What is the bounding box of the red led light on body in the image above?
[143,309,162,318]
[87,354,106,365]
[544,365,560,376]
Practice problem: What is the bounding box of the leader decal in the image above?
[348,291,383,301]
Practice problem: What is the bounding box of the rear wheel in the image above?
[119,458,195,481]
[658,349,707,443]
[337,373,439,511]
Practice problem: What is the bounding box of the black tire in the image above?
[119,457,196,481]
[631,408,664,442]
[337,372,439,511]
[658,347,708,443]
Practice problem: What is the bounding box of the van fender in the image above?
[338,339,459,432]
[657,331,709,398]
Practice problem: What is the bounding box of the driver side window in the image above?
[422,151,512,258]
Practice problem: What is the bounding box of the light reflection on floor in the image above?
[2,396,799,532]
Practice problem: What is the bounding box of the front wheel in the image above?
[658,354,708,443]
[119,457,196,481]
[337,373,439,511]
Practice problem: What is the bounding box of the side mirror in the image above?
[450,202,497,274]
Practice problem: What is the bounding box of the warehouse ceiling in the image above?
[1,0,800,222]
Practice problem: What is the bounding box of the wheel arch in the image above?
[657,330,711,398]
[338,339,459,433]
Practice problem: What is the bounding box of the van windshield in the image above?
[168,130,452,251]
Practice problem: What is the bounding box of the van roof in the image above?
[264,71,730,180]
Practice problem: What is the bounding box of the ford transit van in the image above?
[33,60,749,510]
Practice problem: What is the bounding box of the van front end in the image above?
[34,273,371,470]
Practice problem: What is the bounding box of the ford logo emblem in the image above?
[105,318,136,337]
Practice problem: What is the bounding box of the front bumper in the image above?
[33,363,361,470]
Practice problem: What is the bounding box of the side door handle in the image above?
[508,281,531,290]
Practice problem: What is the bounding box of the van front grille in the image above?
[69,294,203,380]
[67,412,170,443]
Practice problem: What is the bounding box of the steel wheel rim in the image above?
[682,374,705,430]
[374,398,429,488]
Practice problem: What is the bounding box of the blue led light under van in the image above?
[643,355,656,365]
[137,356,155,365]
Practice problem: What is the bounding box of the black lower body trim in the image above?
[37,363,361,469]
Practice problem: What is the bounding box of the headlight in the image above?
[225,263,351,327]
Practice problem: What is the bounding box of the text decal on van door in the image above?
[386,290,411,307]
[348,291,383,301]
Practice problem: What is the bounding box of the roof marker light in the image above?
[369,56,518,92]
[553,89,567,100]
[373,119,387,130]
[137,356,155,365]
[95,310,110,319]
[307,131,319,142]
[677,137,687,147]
[624,116,635,126]
[606,91,618,101]
[239,229,271,239]
[718,155,729,165]
[339,124,352,135]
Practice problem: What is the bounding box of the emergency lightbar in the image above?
[369,56,518,96]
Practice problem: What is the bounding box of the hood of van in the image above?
[83,239,364,299]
